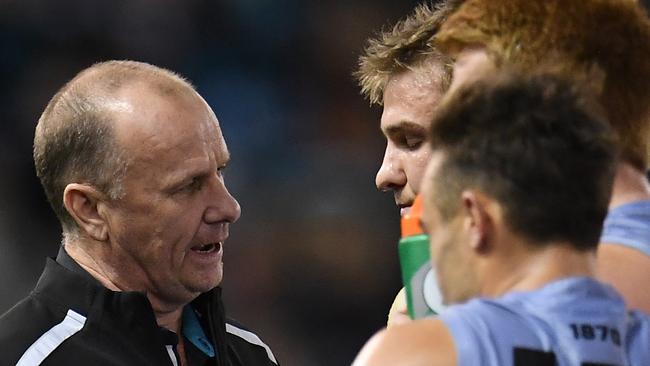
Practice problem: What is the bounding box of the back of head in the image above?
[436,0,650,170]
[34,60,193,237]
[429,70,618,250]
[355,0,464,105]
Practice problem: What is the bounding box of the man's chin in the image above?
[395,196,415,212]
[184,271,223,295]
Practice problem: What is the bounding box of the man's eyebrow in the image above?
[164,157,213,186]
[384,121,428,135]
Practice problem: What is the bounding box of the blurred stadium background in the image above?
[0,1,424,365]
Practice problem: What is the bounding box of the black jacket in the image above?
[0,250,277,366]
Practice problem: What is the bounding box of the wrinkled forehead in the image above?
[381,67,447,131]
[386,60,448,97]
[110,84,227,163]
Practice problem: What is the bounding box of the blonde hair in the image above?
[355,1,463,105]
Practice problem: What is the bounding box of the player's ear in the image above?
[460,190,493,254]
[63,183,110,241]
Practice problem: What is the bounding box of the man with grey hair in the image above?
[0,60,278,366]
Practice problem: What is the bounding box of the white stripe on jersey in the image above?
[226,323,277,364]
[165,345,179,366]
[16,309,86,366]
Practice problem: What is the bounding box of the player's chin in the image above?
[395,193,415,209]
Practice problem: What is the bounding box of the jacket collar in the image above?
[37,246,227,364]
[34,255,156,325]
[55,245,100,284]
[50,245,225,321]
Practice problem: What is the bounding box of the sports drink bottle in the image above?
[398,195,445,318]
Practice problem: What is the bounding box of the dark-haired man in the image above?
[0,61,277,366]
[353,71,650,366]
[358,0,650,321]
[435,0,650,314]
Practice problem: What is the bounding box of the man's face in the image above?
[421,151,480,305]
[449,48,493,93]
[106,83,241,304]
[377,66,445,210]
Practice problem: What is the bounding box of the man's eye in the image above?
[179,178,202,193]
[404,136,423,150]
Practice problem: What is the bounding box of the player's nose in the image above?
[376,145,406,192]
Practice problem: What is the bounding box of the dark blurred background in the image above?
[4,1,649,365]
[0,1,425,365]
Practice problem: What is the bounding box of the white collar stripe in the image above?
[16,309,86,366]
[165,345,179,366]
[226,323,277,364]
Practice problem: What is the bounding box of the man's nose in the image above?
[204,177,241,224]
[375,145,406,192]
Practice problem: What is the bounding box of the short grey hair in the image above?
[34,60,194,236]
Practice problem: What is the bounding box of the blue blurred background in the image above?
[0,1,423,365]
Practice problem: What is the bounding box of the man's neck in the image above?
[156,307,184,334]
[63,242,185,334]
[609,161,650,209]
[483,243,596,298]
[64,242,122,291]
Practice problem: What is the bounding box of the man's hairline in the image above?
[377,55,452,107]
[59,76,197,240]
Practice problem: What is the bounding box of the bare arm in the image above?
[352,318,457,366]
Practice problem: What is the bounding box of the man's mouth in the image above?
[398,203,413,217]
[190,242,221,254]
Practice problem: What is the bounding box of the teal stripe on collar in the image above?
[182,306,216,357]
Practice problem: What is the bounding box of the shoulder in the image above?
[600,199,650,256]
[597,243,650,312]
[0,294,75,364]
[626,310,650,362]
[352,318,457,366]
[225,318,278,365]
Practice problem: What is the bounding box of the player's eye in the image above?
[405,135,424,150]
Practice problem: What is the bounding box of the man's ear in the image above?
[460,190,493,254]
[63,183,110,241]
